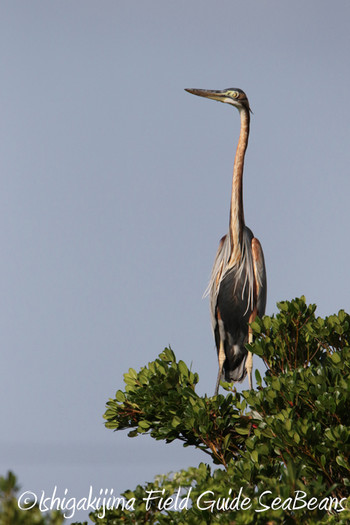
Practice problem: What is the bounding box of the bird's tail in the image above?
[223,345,247,382]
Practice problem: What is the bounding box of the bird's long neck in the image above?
[229,107,250,263]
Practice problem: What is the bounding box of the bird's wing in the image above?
[208,235,228,334]
[251,237,267,318]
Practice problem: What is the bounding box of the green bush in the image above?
[0,472,64,525]
[88,298,349,524]
[6,297,349,524]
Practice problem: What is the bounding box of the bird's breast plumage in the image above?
[209,226,265,383]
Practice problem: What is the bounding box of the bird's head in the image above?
[185,87,250,112]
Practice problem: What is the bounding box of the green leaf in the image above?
[138,420,151,429]
[236,426,250,435]
[250,321,261,333]
[255,368,262,386]
[178,360,188,376]
[171,416,182,428]
[251,450,259,462]
[293,432,300,444]
[271,378,281,391]
[336,455,349,469]
[331,352,341,364]
[115,390,126,402]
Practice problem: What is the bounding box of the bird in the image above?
[185,87,267,395]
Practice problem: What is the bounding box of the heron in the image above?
[185,87,267,394]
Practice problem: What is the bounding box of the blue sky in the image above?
[1,1,350,522]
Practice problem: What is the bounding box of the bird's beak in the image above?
[185,88,226,103]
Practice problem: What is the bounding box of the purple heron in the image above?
[185,87,267,394]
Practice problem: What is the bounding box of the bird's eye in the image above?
[227,90,238,99]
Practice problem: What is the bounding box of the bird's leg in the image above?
[246,309,257,390]
[246,331,253,390]
[214,339,225,396]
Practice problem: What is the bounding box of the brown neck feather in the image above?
[229,107,250,262]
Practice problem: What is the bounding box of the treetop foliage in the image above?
[86,297,350,524]
[0,471,64,525]
[3,297,349,524]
